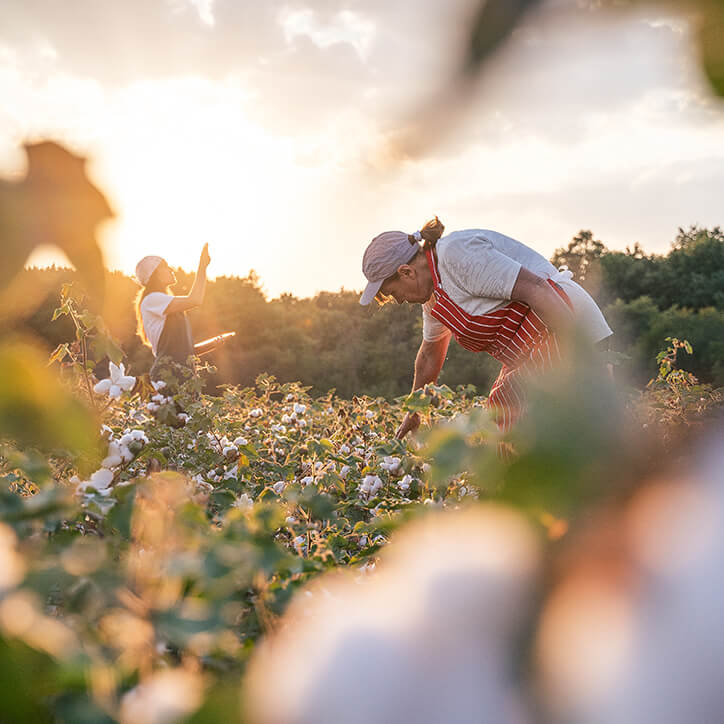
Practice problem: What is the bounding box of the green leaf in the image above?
[0,339,99,456]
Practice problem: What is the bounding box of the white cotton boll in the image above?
[250,408,263,418]
[120,668,203,724]
[422,463,431,474]
[94,379,112,395]
[272,481,286,495]
[380,456,402,475]
[244,507,541,724]
[151,380,166,391]
[178,413,190,423]
[146,402,159,412]
[233,493,254,510]
[102,442,123,469]
[294,403,306,415]
[340,465,351,480]
[300,476,314,487]
[89,468,114,491]
[286,393,294,401]
[299,419,307,428]
[358,535,368,548]
[398,475,412,492]
[314,462,323,471]
[223,445,238,459]
[151,394,165,404]
[360,475,383,497]
[111,362,136,392]
[223,465,239,480]
[100,424,113,439]
[365,410,375,419]
[233,436,248,447]
[290,411,297,421]
[272,424,286,434]
[276,448,285,456]
[286,516,297,525]
[282,414,292,424]
[129,430,148,444]
[339,444,351,455]
[108,385,123,399]
[326,407,334,414]
[537,428,724,724]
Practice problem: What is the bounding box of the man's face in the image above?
[379,264,432,305]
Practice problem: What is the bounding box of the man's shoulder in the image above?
[438,229,495,263]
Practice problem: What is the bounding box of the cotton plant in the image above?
[359,475,384,498]
[93,361,136,399]
[73,429,149,495]
[379,456,403,475]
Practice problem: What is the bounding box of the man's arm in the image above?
[395,335,451,439]
[510,267,574,335]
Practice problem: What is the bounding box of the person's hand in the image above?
[199,242,211,270]
[395,411,420,440]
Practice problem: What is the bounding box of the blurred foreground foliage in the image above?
[0,272,721,720]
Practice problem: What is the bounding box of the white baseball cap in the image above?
[135,255,164,286]
[360,231,421,305]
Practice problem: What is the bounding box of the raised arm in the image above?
[511,267,574,336]
[166,243,211,315]
[395,334,451,439]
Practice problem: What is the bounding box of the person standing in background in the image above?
[134,243,211,381]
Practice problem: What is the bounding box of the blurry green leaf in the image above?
[698,0,724,95]
[0,339,98,456]
[462,0,541,77]
[401,389,432,413]
[105,483,136,538]
[88,334,123,366]
[48,343,70,365]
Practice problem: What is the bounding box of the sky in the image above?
[1,0,723,298]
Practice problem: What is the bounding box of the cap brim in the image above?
[359,279,384,306]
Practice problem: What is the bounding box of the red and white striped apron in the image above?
[426,248,572,434]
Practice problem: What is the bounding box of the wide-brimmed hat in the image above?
[134,255,164,286]
[359,231,420,305]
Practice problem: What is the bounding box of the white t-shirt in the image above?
[422,229,613,344]
[140,292,174,356]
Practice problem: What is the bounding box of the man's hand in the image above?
[395,411,420,439]
[200,242,211,270]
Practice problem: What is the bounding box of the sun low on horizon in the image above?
[3,0,724,298]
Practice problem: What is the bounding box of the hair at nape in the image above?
[408,216,445,250]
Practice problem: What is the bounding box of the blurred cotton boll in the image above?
[536,425,724,724]
[244,507,541,724]
[120,668,203,724]
[0,523,25,591]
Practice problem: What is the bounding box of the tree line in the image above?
[9,226,723,398]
